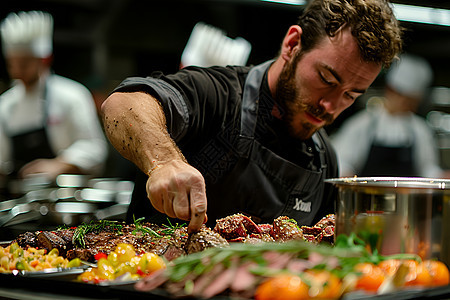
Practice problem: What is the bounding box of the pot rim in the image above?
[325,176,450,189]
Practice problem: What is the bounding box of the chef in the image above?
[101,0,403,232]
[332,54,443,178]
[0,11,107,185]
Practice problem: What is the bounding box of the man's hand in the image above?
[146,160,207,233]
[19,158,81,181]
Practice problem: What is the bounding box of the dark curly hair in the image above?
[298,0,403,67]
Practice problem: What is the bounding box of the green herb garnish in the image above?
[160,219,186,235]
[131,216,186,237]
[72,220,123,248]
[56,224,69,230]
[131,216,162,237]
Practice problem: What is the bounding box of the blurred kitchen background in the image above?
[0,0,450,238]
[1,0,450,149]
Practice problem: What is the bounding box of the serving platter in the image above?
[9,266,86,278]
[0,272,169,300]
[1,270,449,300]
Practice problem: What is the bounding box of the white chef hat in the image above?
[386,54,433,99]
[181,22,252,68]
[1,11,53,58]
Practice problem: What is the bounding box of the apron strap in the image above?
[238,60,274,158]
[312,132,328,170]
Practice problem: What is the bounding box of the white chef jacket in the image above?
[331,105,443,178]
[0,72,107,175]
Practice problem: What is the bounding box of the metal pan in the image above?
[326,177,450,267]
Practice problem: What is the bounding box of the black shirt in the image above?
[115,65,322,173]
[113,63,338,225]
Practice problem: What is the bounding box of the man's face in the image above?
[5,53,45,87]
[275,27,382,139]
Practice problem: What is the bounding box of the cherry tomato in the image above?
[96,258,115,280]
[304,270,342,299]
[78,270,95,283]
[107,251,119,267]
[115,243,136,263]
[354,262,386,292]
[138,252,166,274]
[424,260,450,287]
[402,260,432,287]
[379,259,401,276]
[255,274,309,300]
[380,259,434,287]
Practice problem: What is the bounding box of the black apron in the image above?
[4,83,55,178]
[128,61,329,226]
[360,116,417,177]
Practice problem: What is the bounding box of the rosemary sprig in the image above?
[72,220,123,248]
[131,216,162,237]
[160,219,186,235]
[167,238,359,282]
[131,216,186,237]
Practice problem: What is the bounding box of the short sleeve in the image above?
[112,66,247,152]
[113,77,189,142]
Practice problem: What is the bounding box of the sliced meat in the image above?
[37,231,68,256]
[163,245,186,261]
[315,214,336,228]
[214,214,248,240]
[66,248,94,261]
[201,259,238,298]
[185,225,229,254]
[135,269,169,291]
[271,216,303,242]
[192,262,226,296]
[230,261,259,292]
[14,231,38,248]
[53,229,74,247]
[257,224,273,235]
[214,213,261,240]
[164,227,188,259]
[301,226,324,236]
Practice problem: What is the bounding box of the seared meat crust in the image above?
[11,214,335,262]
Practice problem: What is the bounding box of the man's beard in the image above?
[274,52,334,140]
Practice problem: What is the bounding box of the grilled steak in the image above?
[14,231,38,249]
[271,216,303,242]
[185,225,229,254]
[214,214,261,240]
[37,231,68,256]
[10,214,335,263]
[301,214,336,244]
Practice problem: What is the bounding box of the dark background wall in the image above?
[1,0,450,86]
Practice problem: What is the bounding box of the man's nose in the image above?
[319,92,343,115]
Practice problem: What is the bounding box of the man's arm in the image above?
[101,91,207,232]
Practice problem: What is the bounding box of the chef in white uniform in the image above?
[0,11,107,184]
[332,54,443,178]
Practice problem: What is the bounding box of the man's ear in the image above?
[280,25,302,62]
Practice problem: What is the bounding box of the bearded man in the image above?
[101,0,403,232]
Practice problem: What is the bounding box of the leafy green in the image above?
[333,233,422,278]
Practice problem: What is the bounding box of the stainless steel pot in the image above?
[325,177,450,267]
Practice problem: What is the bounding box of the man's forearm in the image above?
[101,91,185,175]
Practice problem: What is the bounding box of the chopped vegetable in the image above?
[78,243,166,284]
[0,243,80,273]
